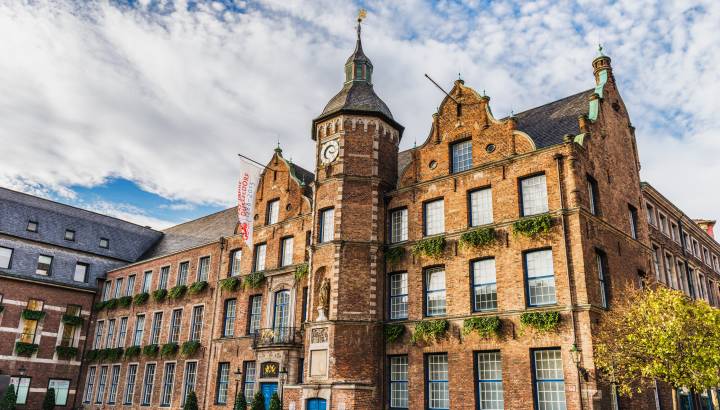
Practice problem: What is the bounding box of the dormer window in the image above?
[99,238,109,249]
[27,220,38,233]
[65,229,76,241]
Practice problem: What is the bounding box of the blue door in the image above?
[261,383,278,409]
[307,398,327,410]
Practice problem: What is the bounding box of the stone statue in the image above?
[317,278,330,320]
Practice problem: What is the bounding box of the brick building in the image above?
[0,187,161,409]
[61,23,720,410]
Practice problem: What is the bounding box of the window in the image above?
[302,286,309,322]
[248,295,262,335]
[118,317,128,348]
[124,364,138,405]
[389,208,408,243]
[150,312,163,345]
[102,281,112,301]
[646,203,656,226]
[281,236,294,267]
[27,220,38,232]
[36,254,53,275]
[587,176,599,215]
[105,319,116,348]
[216,362,230,404]
[197,256,210,281]
[425,266,446,316]
[93,321,105,349]
[703,247,711,266]
[652,245,662,282]
[671,223,680,243]
[169,309,182,343]
[190,305,203,341]
[10,377,31,405]
[60,305,81,347]
[20,298,44,345]
[469,188,493,227]
[133,315,145,346]
[108,366,120,404]
[99,237,109,249]
[177,262,189,285]
[159,266,170,289]
[96,366,108,403]
[389,272,408,320]
[472,258,497,311]
[319,208,335,243]
[693,239,700,257]
[267,199,280,225]
[476,351,504,410]
[298,358,304,384]
[0,246,13,269]
[65,229,76,241]
[182,361,197,407]
[451,140,472,173]
[230,250,242,276]
[683,232,692,252]
[533,349,566,410]
[127,275,136,296]
[253,244,266,272]
[389,356,408,409]
[142,271,152,293]
[427,353,449,410]
[714,255,719,272]
[84,367,96,403]
[628,205,638,239]
[114,278,124,298]
[141,363,156,406]
[525,249,557,306]
[161,362,175,407]
[424,199,445,236]
[658,213,669,235]
[520,174,549,216]
[223,299,236,337]
[49,379,70,406]
[243,361,256,400]
[596,250,609,308]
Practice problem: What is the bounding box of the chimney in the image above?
[694,219,716,239]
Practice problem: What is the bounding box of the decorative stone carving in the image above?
[311,327,328,344]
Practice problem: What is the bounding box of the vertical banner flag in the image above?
[237,158,262,248]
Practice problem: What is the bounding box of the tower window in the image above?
[451,140,472,173]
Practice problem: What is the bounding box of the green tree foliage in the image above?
[0,384,17,410]
[269,392,281,410]
[41,388,55,410]
[251,390,265,410]
[595,286,720,400]
[183,391,199,410]
[234,390,248,409]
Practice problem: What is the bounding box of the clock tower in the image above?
[302,16,404,409]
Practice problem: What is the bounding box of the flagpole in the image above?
[237,153,290,173]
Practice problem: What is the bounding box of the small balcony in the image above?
[252,327,303,349]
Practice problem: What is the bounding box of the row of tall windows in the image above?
[93,306,203,349]
[103,257,207,300]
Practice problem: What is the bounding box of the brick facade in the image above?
[9,27,719,410]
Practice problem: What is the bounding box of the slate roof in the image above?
[319,81,395,122]
[141,207,238,259]
[511,89,594,148]
[0,187,162,262]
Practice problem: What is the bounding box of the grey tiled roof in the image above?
[0,187,162,262]
[141,207,238,259]
[319,81,394,121]
[511,89,593,148]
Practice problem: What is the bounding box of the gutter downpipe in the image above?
[554,151,584,409]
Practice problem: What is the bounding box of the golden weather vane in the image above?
[358,8,367,23]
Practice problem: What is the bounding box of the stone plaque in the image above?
[309,349,328,377]
[311,327,328,344]
[261,361,279,378]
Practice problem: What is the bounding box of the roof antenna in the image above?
[424,73,459,104]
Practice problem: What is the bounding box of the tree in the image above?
[251,390,265,410]
[594,286,720,410]
[41,387,55,410]
[183,391,199,410]
[0,384,17,410]
[234,390,248,409]
[269,392,281,410]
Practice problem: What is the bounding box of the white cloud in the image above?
[0,1,719,224]
[78,199,177,230]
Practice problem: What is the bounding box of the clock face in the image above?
[320,140,339,165]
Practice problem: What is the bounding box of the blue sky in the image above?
[1,0,719,229]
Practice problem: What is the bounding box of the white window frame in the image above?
[424,199,445,236]
[520,174,549,217]
[469,188,493,227]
